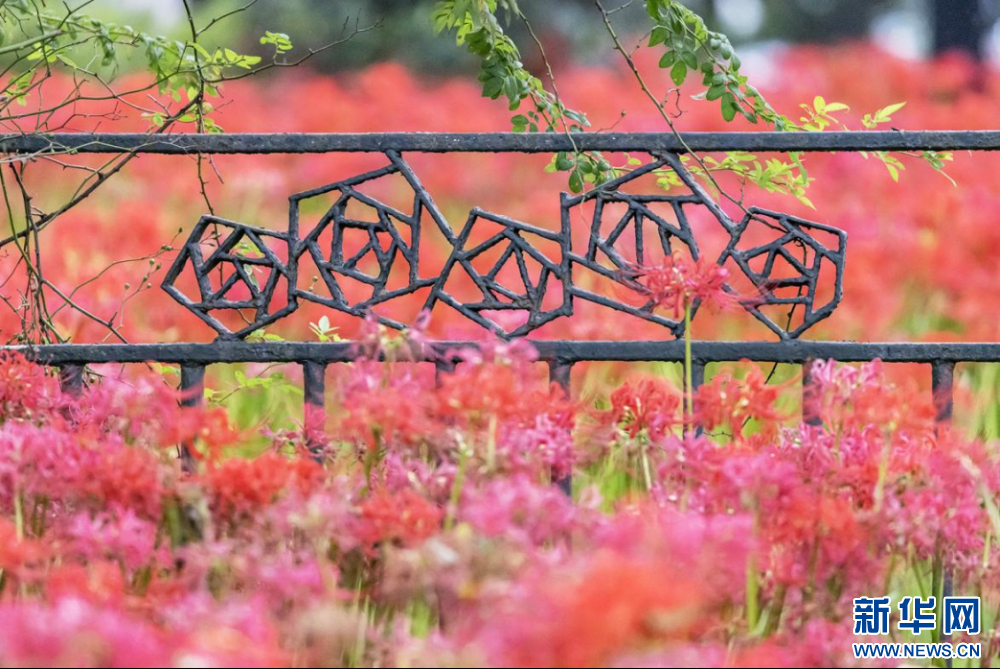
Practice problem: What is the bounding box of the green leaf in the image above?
[670,61,687,86]
[721,93,738,122]
[482,77,503,98]
[879,101,906,118]
[796,194,816,209]
[568,169,583,193]
[658,50,676,68]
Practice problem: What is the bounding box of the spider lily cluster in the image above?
[0,329,996,666]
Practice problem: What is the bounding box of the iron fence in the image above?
[2,130,998,438]
[3,128,997,635]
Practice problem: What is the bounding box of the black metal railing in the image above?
[2,131,998,435]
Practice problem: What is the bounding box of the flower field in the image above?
[0,43,999,666]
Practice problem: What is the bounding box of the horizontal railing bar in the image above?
[5,341,1000,365]
[3,131,1000,155]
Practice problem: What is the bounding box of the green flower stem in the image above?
[13,489,23,541]
[684,301,694,424]
[444,442,470,531]
[746,504,761,633]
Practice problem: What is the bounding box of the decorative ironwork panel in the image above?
[561,154,727,337]
[289,150,454,330]
[163,149,847,341]
[162,216,296,339]
[430,208,571,338]
[721,207,847,339]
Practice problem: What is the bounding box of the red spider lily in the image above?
[432,339,577,436]
[634,252,735,317]
[434,362,528,424]
[807,359,937,434]
[339,361,439,451]
[354,487,442,550]
[0,598,172,667]
[44,562,129,606]
[0,354,66,422]
[495,414,576,480]
[205,452,323,519]
[608,377,683,440]
[74,445,166,520]
[65,506,163,572]
[476,552,708,668]
[69,375,239,457]
[458,475,584,546]
[172,407,243,459]
[0,518,47,576]
[694,366,789,438]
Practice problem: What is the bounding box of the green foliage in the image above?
[0,1,290,134]
[798,95,850,131]
[646,0,781,128]
[260,31,294,54]
[862,101,907,128]
[433,0,614,192]
[850,101,953,185]
[433,0,958,204]
[310,315,342,342]
[245,329,285,343]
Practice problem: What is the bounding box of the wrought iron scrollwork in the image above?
[721,207,847,339]
[287,150,452,330]
[430,208,571,338]
[561,153,730,337]
[163,151,847,340]
[161,216,295,339]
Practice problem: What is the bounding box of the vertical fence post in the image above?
[434,359,456,388]
[179,364,205,473]
[302,361,327,462]
[802,358,823,426]
[932,360,956,663]
[932,361,955,426]
[58,364,85,397]
[58,364,85,423]
[689,361,706,437]
[548,360,574,496]
[548,360,572,395]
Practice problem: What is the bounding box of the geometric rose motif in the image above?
[161,215,296,340]
[719,207,847,339]
[561,153,731,337]
[162,150,848,341]
[430,208,570,338]
[289,150,454,330]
